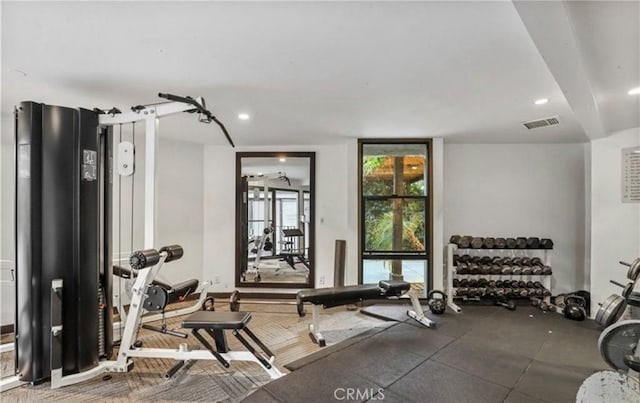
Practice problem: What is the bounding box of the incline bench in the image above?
[296,280,433,346]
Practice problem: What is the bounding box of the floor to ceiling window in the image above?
[358,140,432,296]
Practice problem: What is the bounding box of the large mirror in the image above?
[236,152,315,288]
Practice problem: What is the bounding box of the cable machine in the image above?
[1,93,236,391]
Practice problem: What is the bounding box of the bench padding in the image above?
[167,279,199,304]
[297,280,410,308]
[182,311,251,330]
[113,265,199,305]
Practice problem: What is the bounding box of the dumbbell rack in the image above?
[445,243,552,308]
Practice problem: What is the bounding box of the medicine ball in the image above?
[428,290,447,315]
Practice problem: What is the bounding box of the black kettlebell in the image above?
[563,295,586,321]
[428,290,447,315]
[495,297,516,311]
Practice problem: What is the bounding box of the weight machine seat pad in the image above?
[112,264,198,297]
[296,281,410,306]
[170,279,199,295]
[166,278,200,304]
[182,311,251,330]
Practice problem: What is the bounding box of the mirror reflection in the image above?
[236,153,314,287]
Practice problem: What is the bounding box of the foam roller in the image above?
[130,249,160,270]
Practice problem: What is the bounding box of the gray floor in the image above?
[244,305,608,403]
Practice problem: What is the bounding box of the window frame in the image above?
[357,139,434,290]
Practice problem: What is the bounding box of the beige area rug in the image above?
[1,300,391,402]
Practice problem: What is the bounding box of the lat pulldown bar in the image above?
[158,93,235,147]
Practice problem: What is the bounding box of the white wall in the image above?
[432,139,445,291]
[590,127,640,314]
[111,135,204,299]
[443,143,588,294]
[1,125,15,326]
[156,139,204,284]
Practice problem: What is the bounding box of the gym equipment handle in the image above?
[158,92,235,148]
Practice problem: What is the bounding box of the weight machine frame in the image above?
[1,93,233,392]
[50,252,282,389]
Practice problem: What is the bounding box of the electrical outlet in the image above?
[319,275,325,285]
[214,276,220,284]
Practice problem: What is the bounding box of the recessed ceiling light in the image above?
[534,98,548,105]
[411,166,418,170]
[238,113,250,120]
[279,158,286,162]
[257,172,263,176]
[628,87,640,95]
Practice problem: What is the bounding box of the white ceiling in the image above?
[564,1,639,134]
[1,1,637,146]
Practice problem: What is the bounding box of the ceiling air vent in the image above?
[522,116,560,130]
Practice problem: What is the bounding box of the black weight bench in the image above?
[180,311,279,376]
[296,280,433,347]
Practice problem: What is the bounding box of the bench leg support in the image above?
[191,329,230,368]
[309,304,326,347]
[407,294,434,328]
[233,330,272,369]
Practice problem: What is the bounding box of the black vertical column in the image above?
[41,104,80,376]
[100,125,113,359]
[14,102,105,383]
[239,176,249,275]
[75,108,100,372]
[14,102,43,381]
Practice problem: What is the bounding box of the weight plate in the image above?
[597,319,640,371]
[595,294,626,328]
[576,371,640,403]
[627,257,640,282]
[202,297,215,311]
